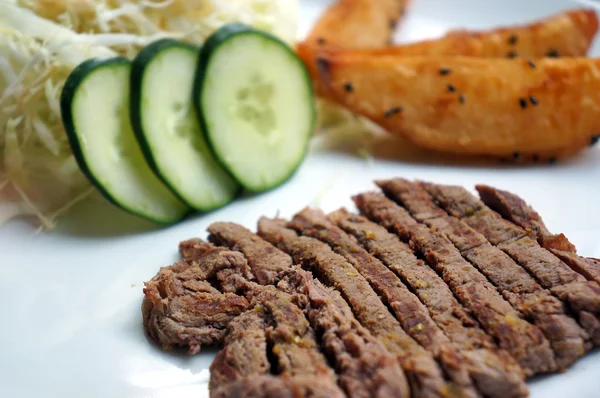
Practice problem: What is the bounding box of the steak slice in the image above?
[208,222,293,285]
[281,268,410,398]
[423,182,600,345]
[211,222,409,397]
[330,209,529,398]
[212,375,347,398]
[209,310,270,394]
[378,178,588,369]
[142,253,249,354]
[475,184,577,253]
[289,208,478,398]
[354,192,557,376]
[210,309,344,398]
[552,251,600,285]
[258,217,447,398]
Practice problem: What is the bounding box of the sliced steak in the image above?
[281,267,410,398]
[208,222,293,284]
[289,208,478,398]
[142,252,250,354]
[330,209,528,398]
[209,310,270,394]
[378,178,588,369]
[209,223,407,397]
[213,375,346,398]
[552,251,600,285]
[423,182,600,345]
[475,184,576,253]
[353,192,557,376]
[210,309,343,398]
[258,217,448,398]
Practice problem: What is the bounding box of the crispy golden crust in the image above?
[304,0,410,49]
[319,53,600,159]
[299,8,598,99]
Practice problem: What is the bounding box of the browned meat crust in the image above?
[353,192,556,376]
[258,217,444,398]
[422,182,600,346]
[289,208,478,398]
[330,209,528,398]
[378,179,588,370]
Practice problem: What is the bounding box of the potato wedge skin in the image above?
[305,0,410,49]
[343,8,598,58]
[320,54,600,159]
[299,8,598,100]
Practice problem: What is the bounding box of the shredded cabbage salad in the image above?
[0,0,298,228]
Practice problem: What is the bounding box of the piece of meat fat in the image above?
[289,207,479,398]
[378,178,588,370]
[353,191,557,376]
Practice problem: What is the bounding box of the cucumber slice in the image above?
[60,57,190,224]
[130,39,240,211]
[194,24,315,192]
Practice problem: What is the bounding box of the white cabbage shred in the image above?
[0,0,298,228]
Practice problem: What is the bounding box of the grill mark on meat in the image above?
[423,182,600,346]
[353,192,557,376]
[288,208,479,398]
[475,185,577,253]
[330,210,530,398]
[280,267,410,398]
[207,222,293,285]
[142,251,250,354]
[378,179,588,370]
[258,217,449,398]
[207,222,408,397]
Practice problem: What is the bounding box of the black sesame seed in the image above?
[519,98,527,109]
[529,96,539,106]
[527,60,536,69]
[508,34,518,45]
[507,51,518,59]
[459,94,466,104]
[439,68,452,76]
[546,49,560,58]
[316,57,331,75]
[548,157,557,164]
[344,82,354,93]
[317,37,326,45]
[513,151,520,160]
[384,107,403,118]
[532,154,540,162]
[591,135,600,146]
[447,84,456,92]
[389,19,397,29]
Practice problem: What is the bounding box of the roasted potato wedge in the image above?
[299,8,598,98]
[318,52,600,159]
[305,0,410,49]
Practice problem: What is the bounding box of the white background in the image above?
[2,0,600,396]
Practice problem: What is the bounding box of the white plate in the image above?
[2,0,600,396]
